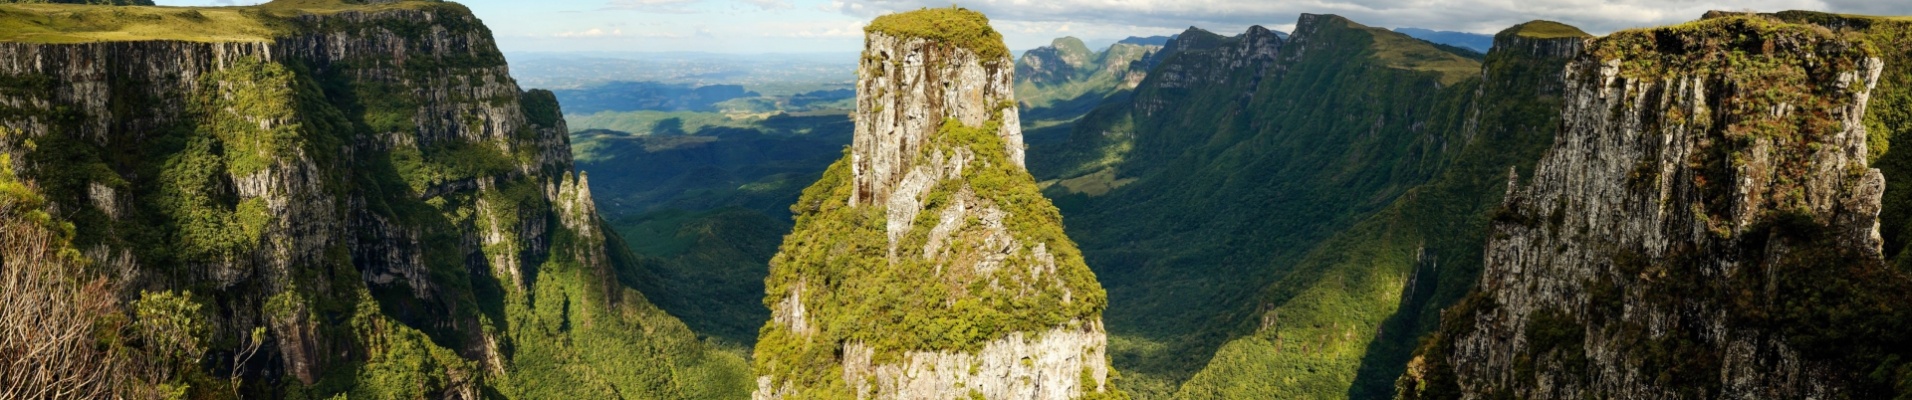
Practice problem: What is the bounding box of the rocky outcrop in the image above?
[0,1,738,397]
[837,325,1111,400]
[1402,15,1912,399]
[756,8,1118,400]
[850,29,1024,207]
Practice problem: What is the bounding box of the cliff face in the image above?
[0,1,746,398]
[1169,21,1587,399]
[754,8,1118,400]
[849,23,1024,207]
[1403,15,1912,399]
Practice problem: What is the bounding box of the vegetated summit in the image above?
[751,7,1123,400]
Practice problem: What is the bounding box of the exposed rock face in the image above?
[0,2,731,396]
[851,30,1024,207]
[756,8,1117,400]
[1149,25,1282,90]
[1402,15,1910,399]
[837,325,1111,400]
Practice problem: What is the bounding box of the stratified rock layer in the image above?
[1403,15,1910,399]
[851,31,1024,207]
[0,2,744,397]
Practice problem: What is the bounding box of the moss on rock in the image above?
[865,7,1010,61]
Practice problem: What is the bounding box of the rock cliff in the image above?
[1402,14,1912,399]
[1169,20,1587,399]
[754,7,1120,400]
[0,1,746,398]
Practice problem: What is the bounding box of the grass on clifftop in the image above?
[1511,20,1591,38]
[1342,15,1481,85]
[0,0,450,43]
[865,7,1009,60]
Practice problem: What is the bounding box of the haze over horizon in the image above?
[149,0,1912,54]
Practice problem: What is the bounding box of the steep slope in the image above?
[1172,21,1588,399]
[1401,14,1912,399]
[1392,28,1493,53]
[573,117,853,346]
[1016,37,1163,144]
[1765,13,1912,274]
[1027,15,1482,395]
[0,0,747,398]
[752,8,1121,399]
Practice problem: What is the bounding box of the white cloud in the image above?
[738,0,794,10]
[822,0,1912,37]
[603,0,703,13]
[755,21,867,38]
[554,28,625,38]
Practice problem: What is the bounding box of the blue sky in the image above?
[151,0,1912,54]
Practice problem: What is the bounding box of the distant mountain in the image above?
[1393,27,1494,52]
[1118,35,1175,46]
[1014,36,1168,144]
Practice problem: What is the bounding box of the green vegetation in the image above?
[1014,37,1161,145]
[0,0,458,43]
[1404,14,1912,399]
[754,114,1114,396]
[1170,21,1570,399]
[3,0,154,5]
[1510,20,1590,39]
[569,111,849,346]
[612,207,787,345]
[568,110,758,144]
[1357,18,1482,85]
[865,7,1009,60]
[1763,13,1912,275]
[0,1,754,397]
[1029,15,1488,396]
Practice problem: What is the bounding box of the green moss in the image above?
[520,89,562,128]
[864,7,1009,60]
[755,115,1116,396]
[195,56,300,177]
[1510,21,1590,39]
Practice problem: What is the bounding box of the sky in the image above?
[151,0,1912,55]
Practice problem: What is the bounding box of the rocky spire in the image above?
[754,8,1119,400]
[849,11,1024,207]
